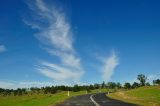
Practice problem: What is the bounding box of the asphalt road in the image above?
[56,93,137,106]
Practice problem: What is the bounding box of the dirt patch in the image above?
[115,92,137,100]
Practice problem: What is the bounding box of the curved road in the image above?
[56,93,137,106]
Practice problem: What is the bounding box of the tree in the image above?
[94,83,100,89]
[44,86,51,94]
[73,85,80,92]
[116,82,122,89]
[137,74,147,86]
[0,88,5,94]
[146,82,150,86]
[106,82,116,89]
[89,85,94,90]
[14,90,18,96]
[50,86,56,94]
[16,88,22,96]
[156,79,160,85]
[124,82,131,89]
[101,81,106,88]
[132,82,140,89]
[153,79,160,85]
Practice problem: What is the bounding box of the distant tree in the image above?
[132,82,140,89]
[101,81,106,88]
[116,82,122,89]
[65,86,71,91]
[146,82,150,86]
[16,88,22,96]
[156,79,160,85]
[124,82,131,89]
[153,79,160,85]
[0,88,5,94]
[107,82,116,89]
[30,87,36,93]
[85,86,91,93]
[94,83,100,89]
[14,90,18,96]
[21,88,27,95]
[60,85,66,91]
[2,89,11,96]
[37,88,41,94]
[89,85,94,90]
[50,86,56,94]
[137,74,147,86]
[44,86,51,94]
[73,85,80,92]
[153,80,156,85]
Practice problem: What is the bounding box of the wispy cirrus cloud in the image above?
[0,45,7,53]
[101,51,119,81]
[37,61,83,81]
[25,0,84,83]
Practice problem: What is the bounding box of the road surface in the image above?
[56,93,137,106]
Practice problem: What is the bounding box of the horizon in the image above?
[0,0,160,89]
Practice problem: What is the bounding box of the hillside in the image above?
[108,86,160,106]
[0,89,108,106]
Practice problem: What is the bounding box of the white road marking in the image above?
[90,94,100,106]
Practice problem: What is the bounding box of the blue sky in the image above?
[0,0,160,89]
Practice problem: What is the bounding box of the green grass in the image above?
[0,89,108,106]
[0,91,85,106]
[108,86,160,106]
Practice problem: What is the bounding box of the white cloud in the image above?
[147,75,155,80]
[147,73,160,83]
[0,81,14,89]
[128,77,139,84]
[25,0,84,82]
[23,20,42,29]
[0,80,90,89]
[0,80,54,89]
[38,61,83,81]
[0,45,7,53]
[101,51,119,81]
[128,73,160,84]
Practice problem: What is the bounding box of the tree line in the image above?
[0,74,159,96]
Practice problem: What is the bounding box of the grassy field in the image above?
[108,86,160,106]
[0,89,108,106]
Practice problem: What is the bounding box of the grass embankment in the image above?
[108,86,160,106]
[0,89,108,106]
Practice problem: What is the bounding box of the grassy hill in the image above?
[108,86,160,106]
[0,89,108,106]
